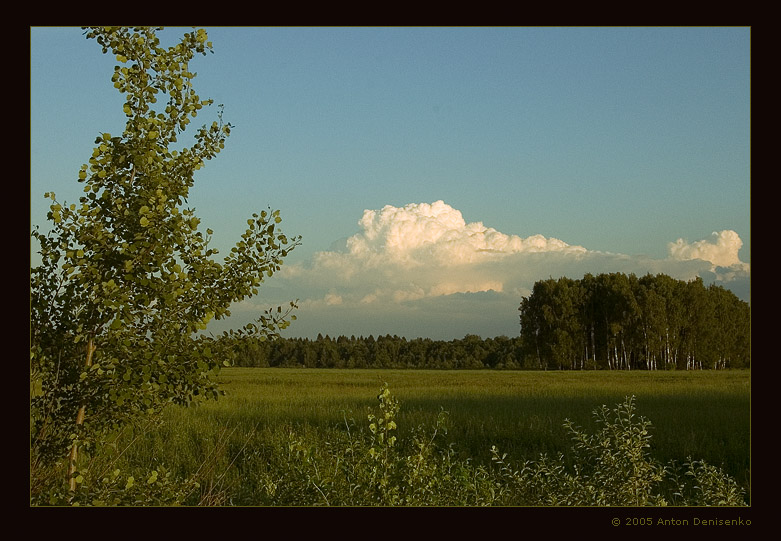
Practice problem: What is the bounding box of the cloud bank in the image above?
[346,200,585,267]
[282,201,589,304]
[234,201,749,339]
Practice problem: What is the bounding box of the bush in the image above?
[490,395,746,506]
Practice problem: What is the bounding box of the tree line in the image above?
[225,272,750,371]
[228,333,524,369]
[519,273,750,370]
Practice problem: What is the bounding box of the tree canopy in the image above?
[30,26,299,499]
[518,273,750,371]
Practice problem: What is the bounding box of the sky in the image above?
[30,27,751,340]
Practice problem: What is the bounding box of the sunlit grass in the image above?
[117,368,750,504]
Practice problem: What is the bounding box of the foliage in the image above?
[564,398,666,505]
[499,395,747,506]
[519,273,750,370]
[30,26,299,504]
[32,463,199,507]
[489,397,668,505]
[664,458,749,506]
[230,333,523,369]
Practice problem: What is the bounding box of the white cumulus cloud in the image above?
[229,201,750,339]
[333,200,584,266]
[281,201,588,305]
[667,230,750,287]
[668,230,745,267]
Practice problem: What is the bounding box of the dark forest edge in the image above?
[223,272,750,371]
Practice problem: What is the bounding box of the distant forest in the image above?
[225,273,750,371]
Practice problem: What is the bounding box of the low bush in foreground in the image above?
[32,385,745,506]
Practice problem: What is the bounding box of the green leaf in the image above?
[30,28,300,492]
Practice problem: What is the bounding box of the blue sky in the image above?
[30,27,751,340]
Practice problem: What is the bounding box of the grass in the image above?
[117,368,750,505]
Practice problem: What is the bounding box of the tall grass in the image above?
[109,368,750,505]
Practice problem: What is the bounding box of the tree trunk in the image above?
[68,338,96,492]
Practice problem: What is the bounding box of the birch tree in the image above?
[30,26,299,501]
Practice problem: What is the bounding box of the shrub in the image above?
[489,395,746,506]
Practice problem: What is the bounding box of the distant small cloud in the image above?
[667,230,750,291]
[324,293,343,306]
[668,230,746,268]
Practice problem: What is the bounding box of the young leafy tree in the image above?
[30,26,299,499]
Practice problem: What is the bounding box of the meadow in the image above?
[110,368,750,506]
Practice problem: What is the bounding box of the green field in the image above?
[117,368,750,505]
